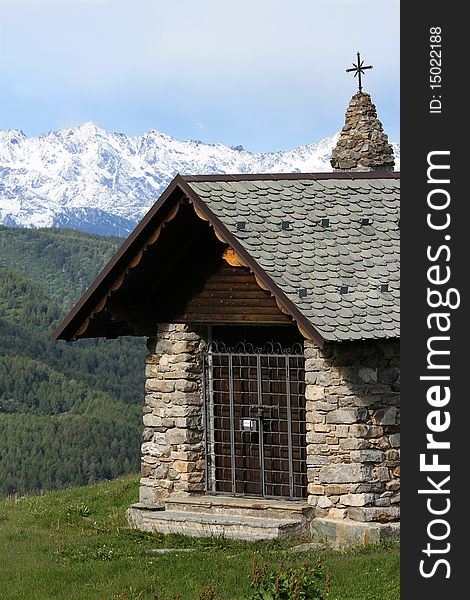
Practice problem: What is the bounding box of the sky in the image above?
[0,0,399,152]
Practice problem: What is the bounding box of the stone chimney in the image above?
[330,92,395,171]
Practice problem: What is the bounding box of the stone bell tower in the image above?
[331,53,395,171]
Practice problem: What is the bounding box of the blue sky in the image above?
[0,0,399,152]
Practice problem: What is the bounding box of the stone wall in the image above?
[138,323,400,538]
[305,339,400,524]
[139,323,206,503]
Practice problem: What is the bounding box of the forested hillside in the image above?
[0,226,146,495]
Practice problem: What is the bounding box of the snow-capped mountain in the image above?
[0,124,400,237]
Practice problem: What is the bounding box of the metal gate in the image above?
[203,342,307,500]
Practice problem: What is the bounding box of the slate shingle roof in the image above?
[187,177,399,342]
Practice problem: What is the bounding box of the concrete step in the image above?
[126,504,305,541]
[164,495,311,521]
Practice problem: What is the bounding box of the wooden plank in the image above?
[205,274,256,283]
[183,305,286,316]
[197,281,262,291]
[172,313,291,323]
[189,299,280,308]
[192,290,271,300]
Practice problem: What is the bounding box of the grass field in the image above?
[0,475,399,599]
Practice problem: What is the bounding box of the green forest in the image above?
[0,226,147,495]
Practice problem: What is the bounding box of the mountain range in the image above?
[0,124,400,237]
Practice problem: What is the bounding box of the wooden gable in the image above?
[165,263,291,325]
[66,198,291,340]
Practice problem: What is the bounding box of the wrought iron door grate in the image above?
[203,342,307,500]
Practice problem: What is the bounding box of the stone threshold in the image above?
[165,494,309,511]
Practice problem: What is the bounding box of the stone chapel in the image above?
[55,91,400,547]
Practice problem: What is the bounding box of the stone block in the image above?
[326,437,339,445]
[149,379,175,393]
[372,407,397,426]
[308,411,326,424]
[316,371,332,386]
[328,508,348,520]
[178,481,205,493]
[139,477,158,488]
[167,428,189,445]
[173,391,202,406]
[314,423,331,433]
[313,401,337,412]
[354,482,383,493]
[339,438,370,451]
[382,393,400,407]
[385,449,399,461]
[175,380,199,392]
[374,498,391,507]
[350,449,384,463]
[327,385,351,395]
[378,368,400,384]
[142,414,163,428]
[306,432,327,444]
[180,471,205,483]
[305,357,324,370]
[335,425,349,438]
[139,485,158,504]
[173,460,197,473]
[386,480,400,492]
[141,463,153,477]
[349,424,383,438]
[142,427,154,442]
[174,416,201,429]
[339,493,374,507]
[338,394,382,408]
[358,367,377,383]
[347,506,400,523]
[327,408,367,424]
[317,496,333,509]
[306,454,330,466]
[325,484,351,495]
[172,341,196,354]
[153,465,169,478]
[303,344,320,359]
[311,517,400,549]
[170,450,201,461]
[310,518,337,544]
[168,353,194,364]
[319,463,371,484]
[305,385,325,401]
[307,484,325,495]
[373,466,390,482]
[305,372,318,385]
[149,338,173,354]
[165,405,200,418]
[142,441,170,457]
[389,433,400,448]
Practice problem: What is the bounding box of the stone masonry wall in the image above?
[305,339,400,523]
[139,324,206,503]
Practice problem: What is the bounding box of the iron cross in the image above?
[346,52,373,93]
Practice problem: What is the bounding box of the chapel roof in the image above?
[54,171,400,346]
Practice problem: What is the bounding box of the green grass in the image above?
[0,475,399,599]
